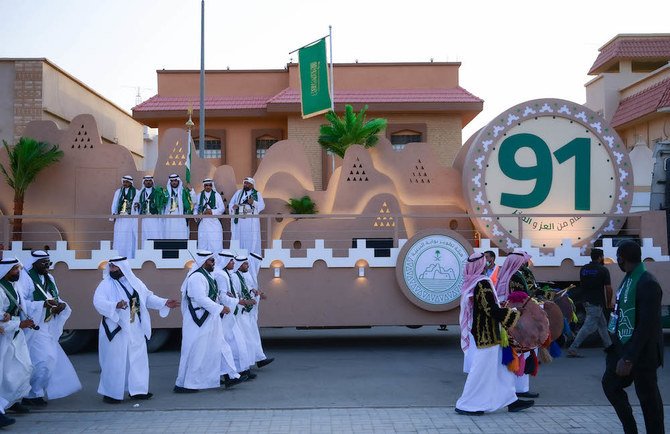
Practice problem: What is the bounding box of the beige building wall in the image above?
[0,58,147,169]
[287,115,324,190]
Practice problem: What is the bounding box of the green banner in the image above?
[298,38,332,119]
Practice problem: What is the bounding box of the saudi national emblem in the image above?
[396,230,471,312]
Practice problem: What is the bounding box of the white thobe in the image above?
[93,276,169,400]
[18,271,81,400]
[229,189,265,255]
[196,191,224,253]
[163,187,192,240]
[132,188,164,248]
[456,341,517,413]
[175,271,225,390]
[0,282,32,413]
[111,187,138,258]
[213,270,253,372]
[231,271,266,363]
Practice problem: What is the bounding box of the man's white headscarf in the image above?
[202,178,217,191]
[29,250,50,269]
[496,251,531,301]
[248,252,263,280]
[216,250,235,270]
[122,175,134,184]
[192,250,214,272]
[233,254,248,274]
[104,256,145,292]
[243,177,255,186]
[0,257,21,280]
[459,253,495,352]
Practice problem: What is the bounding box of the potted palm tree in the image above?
[318,104,387,158]
[0,137,64,241]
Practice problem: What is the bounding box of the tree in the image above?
[0,137,64,240]
[318,104,387,158]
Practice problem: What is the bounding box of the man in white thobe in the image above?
[17,251,81,407]
[163,174,194,240]
[231,255,273,375]
[229,177,264,255]
[93,256,179,403]
[213,250,254,378]
[0,258,34,427]
[111,175,138,258]
[175,250,232,393]
[195,178,224,253]
[247,252,274,369]
[132,176,164,249]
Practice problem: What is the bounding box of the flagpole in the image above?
[186,108,194,185]
[198,0,205,159]
[328,25,335,174]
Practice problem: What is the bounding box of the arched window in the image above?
[390,129,422,151]
[194,136,222,159]
[256,135,278,159]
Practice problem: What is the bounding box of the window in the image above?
[194,136,222,159]
[256,135,278,159]
[390,130,422,151]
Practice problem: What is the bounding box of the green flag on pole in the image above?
[185,132,193,184]
[298,38,332,119]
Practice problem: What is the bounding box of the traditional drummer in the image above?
[455,252,535,415]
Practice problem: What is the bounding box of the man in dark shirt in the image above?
[567,248,612,357]
[602,241,664,434]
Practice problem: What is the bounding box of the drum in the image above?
[504,295,550,352]
[542,301,564,342]
[554,292,576,322]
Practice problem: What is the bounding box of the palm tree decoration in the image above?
[0,137,64,240]
[318,104,387,158]
[286,195,318,214]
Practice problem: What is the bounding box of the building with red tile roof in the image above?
[585,34,670,212]
[132,63,483,189]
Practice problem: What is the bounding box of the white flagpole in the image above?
[199,0,206,159]
[328,25,335,174]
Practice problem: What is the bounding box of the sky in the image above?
[1,0,668,142]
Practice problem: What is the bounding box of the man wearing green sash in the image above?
[175,250,231,393]
[111,175,138,258]
[602,241,664,434]
[131,176,165,248]
[17,251,80,406]
[163,174,194,240]
[0,258,33,427]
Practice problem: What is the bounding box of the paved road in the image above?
[5,327,669,433]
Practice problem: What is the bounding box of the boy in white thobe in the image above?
[175,251,232,392]
[111,175,138,258]
[214,251,254,376]
[163,174,194,240]
[132,176,164,248]
[94,256,179,403]
[195,178,224,253]
[18,251,81,406]
[0,258,34,427]
[229,177,264,255]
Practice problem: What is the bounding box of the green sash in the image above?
[233,189,258,224]
[186,268,219,327]
[615,262,645,344]
[198,191,217,214]
[139,188,162,215]
[235,271,254,313]
[116,186,136,213]
[27,269,58,302]
[0,278,19,316]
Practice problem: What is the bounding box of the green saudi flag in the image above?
[298,38,332,119]
[186,132,193,184]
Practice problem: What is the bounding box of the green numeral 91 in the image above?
[498,133,591,210]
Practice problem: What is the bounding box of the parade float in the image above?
[1,98,668,352]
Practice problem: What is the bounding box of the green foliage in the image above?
[286,195,318,214]
[318,104,388,158]
[0,137,64,198]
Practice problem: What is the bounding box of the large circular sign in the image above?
[462,98,633,251]
[395,229,472,311]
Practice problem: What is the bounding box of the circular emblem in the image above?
[395,229,472,312]
[462,98,633,251]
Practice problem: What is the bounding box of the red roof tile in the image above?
[589,35,670,75]
[266,87,483,105]
[133,95,270,112]
[611,77,670,128]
